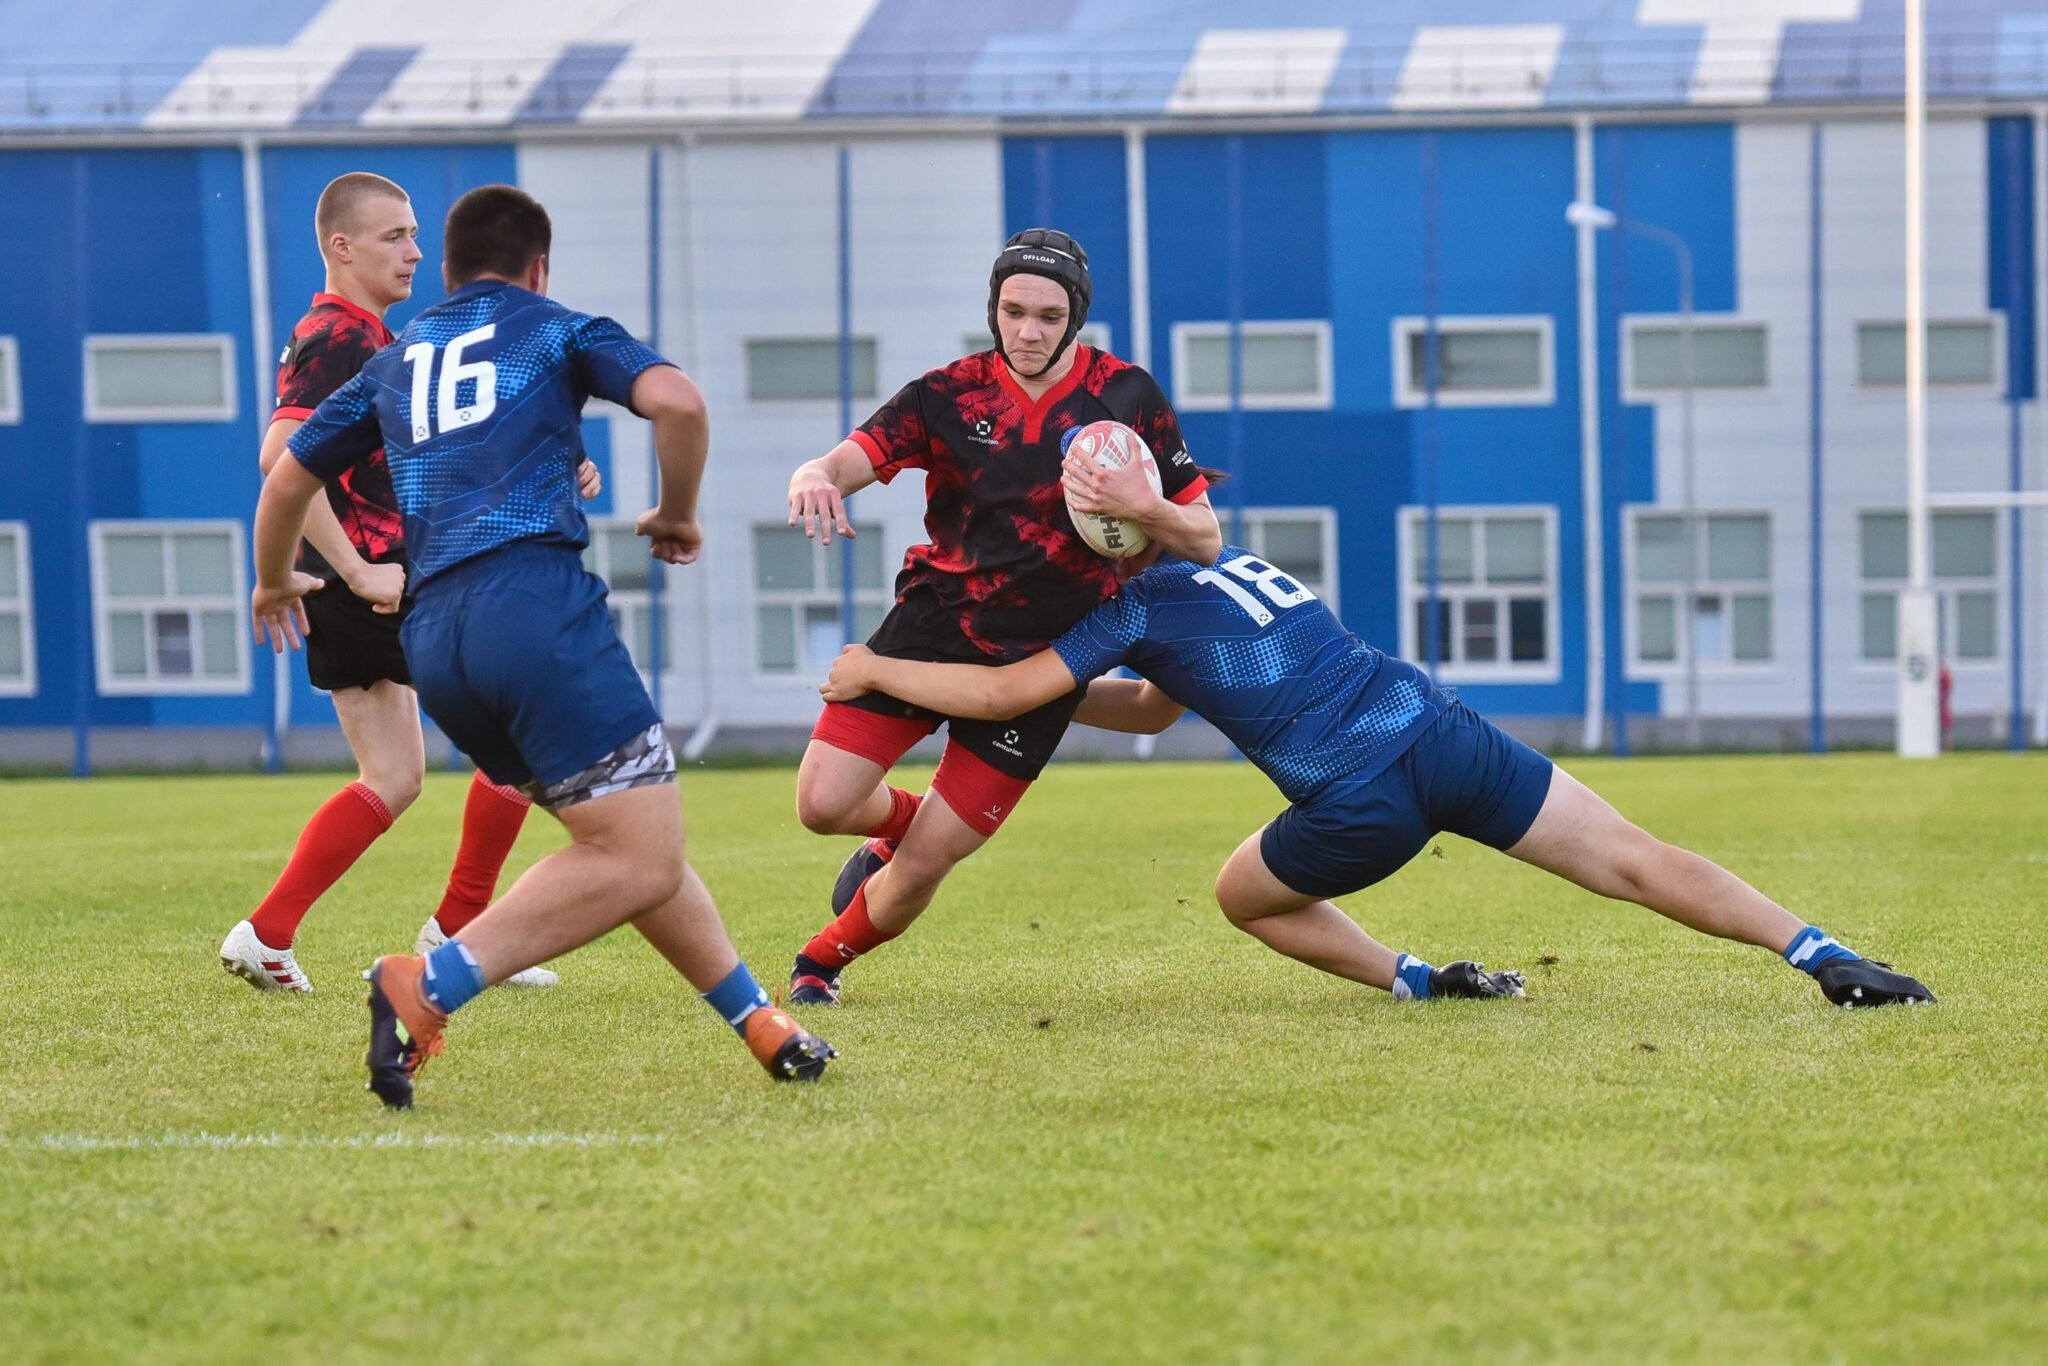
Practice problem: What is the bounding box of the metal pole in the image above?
[645,143,666,722]
[1572,115,1607,753]
[1898,0,1939,758]
[1677,236,1699,748]
[836,144,856,640]
[1124,127,1152,369]
[1224,135,1244,543]
[240,135,283,773]
[1422,132,1442,675]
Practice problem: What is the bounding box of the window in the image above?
[1627,511,1772,669]
[1858,511,2000,663]
[752,523,890,675]
[89,522,247,693]
[1855,320,2001,387]
[1393,316,1553,408]
[581,522,671,673]
[1171,321,1333,410]
[963,322,1111,359]
[0,523,34,696]
[1399,506,1557,679]
[84,335,236,422]
[1237,508,1337,614]
[745,337,877,402]
[0,336,19,424]
[1623,319,1768,398]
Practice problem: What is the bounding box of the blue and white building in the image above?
[2,1,2045,767]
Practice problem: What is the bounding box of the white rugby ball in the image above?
[1063,420,1163,559]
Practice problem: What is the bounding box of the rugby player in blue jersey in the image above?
[821,512,1935,1010]
[250,185,836,1106]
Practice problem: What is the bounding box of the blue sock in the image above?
[422,939,487,1015]
[702,962,771,1037]
[1783,925,1861,976]
[1392,952,1436,1001]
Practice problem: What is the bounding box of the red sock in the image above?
[800,881,901,970]
[248,782,394,947]
[863,786,921,845]
[433,773,532,934]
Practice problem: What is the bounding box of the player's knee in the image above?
[362,770,423,817]
[622,842,685,911]
[794,783,861,836]
[1607,828,1665,903]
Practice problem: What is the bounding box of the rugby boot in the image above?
[363,955,447,1109]
[831,837,895,917]
[219,919,312,993]
[1814,958,1936,1008]
[1431,960,1528,1000]
[743,1006,838,1081]
[788,953,843,1006]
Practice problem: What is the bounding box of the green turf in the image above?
[2,755,2043,1363]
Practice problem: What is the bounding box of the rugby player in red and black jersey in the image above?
[220,172,589,993]
[782,229,1222,1003]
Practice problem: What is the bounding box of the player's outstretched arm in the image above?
[631,365,710,565]
[258,418,402,613]
[821,644,1076,721]
[788,440,878,545]
[1073,679,1186,735]
[250,458,330,652]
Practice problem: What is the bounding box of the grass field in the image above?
[2,754,2044,1363]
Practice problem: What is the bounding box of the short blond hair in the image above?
[314,172,409,252]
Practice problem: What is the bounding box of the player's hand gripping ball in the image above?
[1061,420,1162,559]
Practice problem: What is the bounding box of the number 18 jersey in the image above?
[1051,548,1449,802]
[289,280,668,589]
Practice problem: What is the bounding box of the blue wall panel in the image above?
[1000,136,1131,360]
[1594,122,1738,727]
[1325,126,1587,716]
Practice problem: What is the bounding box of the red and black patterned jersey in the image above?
[851,345,1209,662]
[274,293,402,576]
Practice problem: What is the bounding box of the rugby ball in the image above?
[1063,420,1162,559]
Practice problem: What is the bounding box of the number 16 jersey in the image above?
[289,280,669,589]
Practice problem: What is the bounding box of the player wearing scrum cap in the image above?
[781,229,1222,1005]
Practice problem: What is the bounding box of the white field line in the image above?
[0,1132,677,1152]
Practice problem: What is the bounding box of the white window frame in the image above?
[1236,507,1339,617]
[88,519,250,695]
[1622,507,1777,676]
[1392,315,1555,409]
[0,336,20,424]
[1170,320,1334,411]
[1620,316,1771,402]
[83,334,238,423]
[1397,503,1560,683]
[743,336,879,405]
[1855,509,2004,671]
[581,520,669,676]
[0,521,35,697]
[751,522,892,679]
[1852,316,2006,390]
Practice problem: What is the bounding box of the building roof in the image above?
[3,1,2045,135]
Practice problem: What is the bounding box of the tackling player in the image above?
[219,172,577,993]
[822,535,1937,1011]
[781,229,1222,1005]
[252,184,835,1106]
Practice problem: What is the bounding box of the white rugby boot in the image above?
[219,919,313,993]
[415,915,559,988]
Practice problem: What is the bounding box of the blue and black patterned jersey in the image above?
[289,280,668,587]
[1052,548,1448,801]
